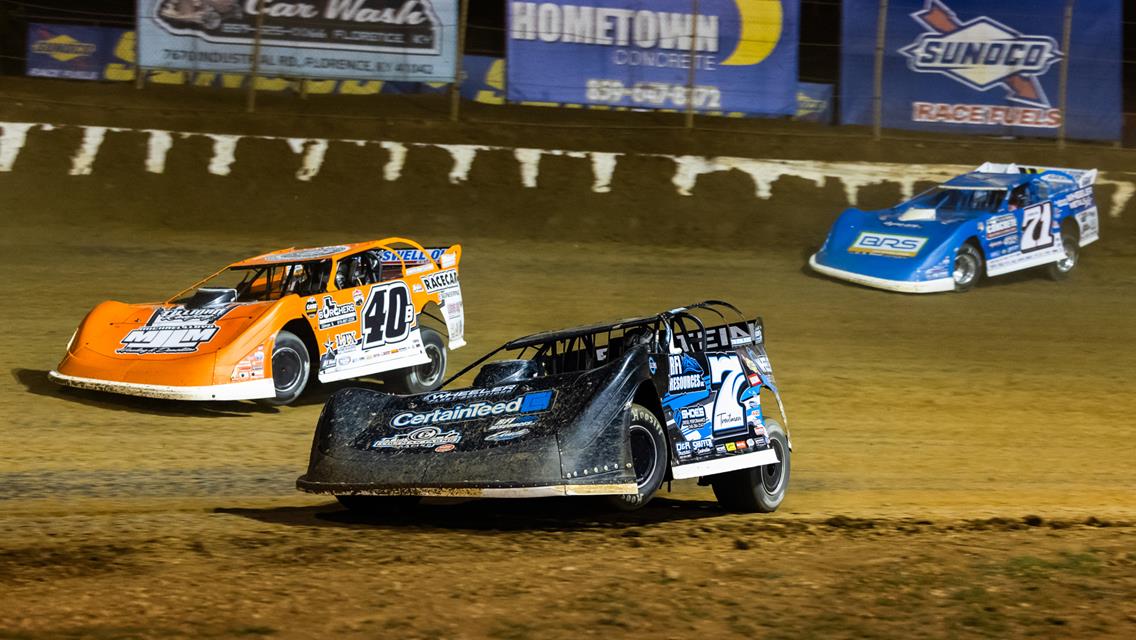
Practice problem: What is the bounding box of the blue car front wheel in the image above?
[953,244,984,292]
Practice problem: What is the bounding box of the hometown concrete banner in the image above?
[136,0,459,81]
[841,0,1122,141]
[506,1,799,115]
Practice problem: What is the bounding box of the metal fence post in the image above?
[246,0,266,113]
[872,0,890,141]
[134,9,143,89]
[450,0,470,122]
[1056,0,1074,149]
[684,0,700,130]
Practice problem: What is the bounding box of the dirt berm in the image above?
[1,80,1134,638]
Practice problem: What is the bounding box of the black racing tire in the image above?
[710,420,790,513]
[606,404,668,511]
[260,330,310,406]
[953,243,984,292]
[384,326,447,395]
[335,495,421,514]
[1047,226,1080,281]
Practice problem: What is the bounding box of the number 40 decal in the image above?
[1020,202,1055,253]
[361,282,414,348]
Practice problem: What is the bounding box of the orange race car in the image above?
[49,238,466,405]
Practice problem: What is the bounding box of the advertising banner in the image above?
[136,0,459,81]
[26,23,127,80]
[794,82,832,123]
[506,1,799,115]
[841,0,1122,141]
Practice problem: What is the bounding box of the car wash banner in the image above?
[841,0,1122,141]
[136,0,459,81]
[506,1,799,115]
[26,23,128,80]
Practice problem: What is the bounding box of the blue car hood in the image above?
[815,208,980,282]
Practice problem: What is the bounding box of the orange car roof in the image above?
[230,238,432,268]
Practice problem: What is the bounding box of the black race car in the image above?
[297,301,791,512]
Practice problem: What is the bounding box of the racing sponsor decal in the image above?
[380,247,447,264]
[674,441,692,459]
[1075,207,1100,244]
[899,1,1062,110]
[230,344,266,381]
[304,297,317,315]
[848,231,928,257]
[391,390,555,427]
[117,305,235,354]
[372,426,461,450]
[420,268,458,293]
[490,415,538,430]
[317,295,358,330]
[648,356,657,375]
[1020,202,1055,253]
[672,321,760,352]
[677,405,707,426]
[986,213,1017,239]
[426,384,518,404]
[262,245,348,262]
[485,429,530,442]
[667,354,706,394]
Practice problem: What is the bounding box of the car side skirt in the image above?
[296,479,638,498]
[48,370,275,401]
[809,254,955,294]
[671,447,780,480]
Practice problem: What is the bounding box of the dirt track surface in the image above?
[2,80,1136,637]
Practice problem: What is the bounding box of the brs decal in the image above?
[848,232,928,257]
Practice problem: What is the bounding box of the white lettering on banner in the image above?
[510,2,718,52]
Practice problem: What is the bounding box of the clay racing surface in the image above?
[2,87,1135,637]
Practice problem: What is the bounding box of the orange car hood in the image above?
[75,300,275,360]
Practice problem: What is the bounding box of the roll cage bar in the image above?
[442,300,757,387]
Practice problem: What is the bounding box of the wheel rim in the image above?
[954,251,978,286]
[1056,237,1078,272]
[628,424,659,489]
[409,342,444,389]
[272,346,305,395]
[761,438,786,495]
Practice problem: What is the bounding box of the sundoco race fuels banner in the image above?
[506,1,799,115]
[136,0,458,81]
[26,23,128,80]
[840,0,1122,141]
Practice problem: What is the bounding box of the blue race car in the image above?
[809,163,1100,293]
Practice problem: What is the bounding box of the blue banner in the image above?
[841,0,1122,141]
[135,0,459,82]
[26,23,127,80]
[506,1,799,115]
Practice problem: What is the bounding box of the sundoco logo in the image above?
[899,0,1062,107]
[31,34,97,62]
[391,391,554,427]
[848,232,927,257]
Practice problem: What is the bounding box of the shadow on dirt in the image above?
[216,496,728,532]
[11,368,279,418]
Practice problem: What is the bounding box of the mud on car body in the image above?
[810,162,1100,293]
[297,301,792,513]
[49,238,466,405]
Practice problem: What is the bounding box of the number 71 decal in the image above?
[1020,202,1054,253]
[361,282,414,348]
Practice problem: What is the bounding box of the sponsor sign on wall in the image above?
[840,0,1122,141]
[26,23,127,80]
[135,0,459,81]
[506,1,799,115]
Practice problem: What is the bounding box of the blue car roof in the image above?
[943,172,1034,189]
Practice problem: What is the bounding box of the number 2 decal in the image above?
[361,282,414,348]
[1020,202,1054,253]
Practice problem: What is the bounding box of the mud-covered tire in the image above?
[953,243,983,292]
[260,330,310,406]
[1047,226,1079,281]
[335,495,421,514]
[384,326,447,395]
[710,420,790,513]
[606,404,667,511]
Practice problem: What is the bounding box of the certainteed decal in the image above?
[390,390,555,428]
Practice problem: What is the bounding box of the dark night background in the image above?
[1,0,1132,134]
